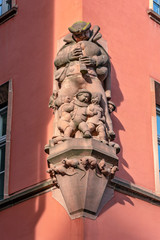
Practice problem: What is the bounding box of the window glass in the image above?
[153,2,160,14]
[0,109,7,137]
[154,0,160,4]
[0,145,5,172]
[158,144,160,176]
[156,109,160,137]
[0,0,2,15]
[0,0,12,16]
[0,83,8,200]
[153,0,160,14]
[156,105,160,177]
[0,172,4,200]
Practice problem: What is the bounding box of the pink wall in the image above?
[0,0,82,193]
[84,192,160,240]
[83,0,160,190]
[0,0,160,240]
[0,191,160,240]
[0,0,157,192]
[0,192,84,240]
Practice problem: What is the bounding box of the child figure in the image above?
[87,92,107,141]
[57,95,74,137]
[69,89,97,138]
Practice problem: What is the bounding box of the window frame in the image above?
[0,0,17,25]
[0,105,7,200]
[148,0,160,24]
[0,81,12,200]
[151,79,160,194]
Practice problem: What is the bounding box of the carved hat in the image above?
[75,89,92,98]
[68,21,91,34]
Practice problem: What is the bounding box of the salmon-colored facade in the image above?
[0,0,160,239]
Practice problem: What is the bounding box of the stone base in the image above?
[47,138,118,219]
[52,185,114,219]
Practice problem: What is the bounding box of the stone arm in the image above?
[86,105,98,117]
[54,50,70,68]
[93,54,108,67]
[80,48,109,68]
[62,103,74,113]
[54,46,82,68]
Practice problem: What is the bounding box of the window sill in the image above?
[0,6,18,25]
[147,9,160,25]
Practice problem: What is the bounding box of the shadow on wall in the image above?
[111,61,135,183]
[99,61,135,212]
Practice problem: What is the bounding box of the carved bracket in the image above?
[46,138,118,219]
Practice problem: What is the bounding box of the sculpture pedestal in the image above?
[47,139,118,219]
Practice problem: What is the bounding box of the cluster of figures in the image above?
[48,156,119,187]
[49,89,116,144]
[47,21,120,152]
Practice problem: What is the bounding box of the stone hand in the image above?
[79,56,96,67]
[68,47,83,61]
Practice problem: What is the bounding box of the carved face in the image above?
[73,30,91,42]
[91,93,101,104]
[91,96,100,104]
[108,104,115,113]
[77,92,91,103]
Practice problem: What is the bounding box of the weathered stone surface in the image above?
[47,138,118,165]
[47,139,118,219]
[45,21,120,219]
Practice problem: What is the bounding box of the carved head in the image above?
[68,21,91,42]
[76,89,91,103]
[61,158,67,164]
[91,92,102,104]
[108,101,116,113]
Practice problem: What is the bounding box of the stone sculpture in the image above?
[47,21,119,145]
[48,156,118,186]
[45,21,120,219]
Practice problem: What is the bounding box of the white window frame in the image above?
[0,81,12,200]
[0,106,7,200]
[151,79,160,194]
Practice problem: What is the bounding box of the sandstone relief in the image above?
[45,21,120,219]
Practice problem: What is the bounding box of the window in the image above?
[153,0,160,14]
[0,0,11,16]
[156,105,160,176]
[0,0,17,25]
[151,79,160,193]
[0,105,7,200]
[148,0,160,24]
[0,82,10,200]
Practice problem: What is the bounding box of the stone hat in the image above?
[68,21,91,34]
[75,89,92,98]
